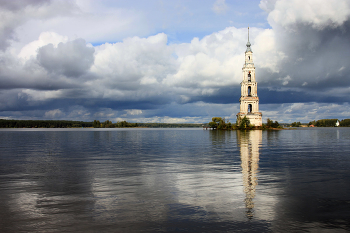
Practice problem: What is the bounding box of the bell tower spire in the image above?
[237,27,262,127]
[246,26,252,52]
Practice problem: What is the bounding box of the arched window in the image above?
[248,104,252,113]
[248,56,250,60]
[248,72,251,82]
[248,86,251,96]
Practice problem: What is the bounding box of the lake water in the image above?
[0,128,349,232]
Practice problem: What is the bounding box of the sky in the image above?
[1,0,350,124]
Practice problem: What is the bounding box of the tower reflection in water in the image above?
[237,130,262,219]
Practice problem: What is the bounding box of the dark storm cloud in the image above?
[80,97,173,111]
[254,18,350,105]
[0,52,82,91]
[277,22,350,87]
[186,86,241,104]
[37,39,95,77]
[0,90,173,113]
[0,27,16,51]
[0,90,29,111]
[259,88,350,104]
[0,71,79,91]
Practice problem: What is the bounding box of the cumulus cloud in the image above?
[19,31,68,60]
[266,0,350,30]
[92,33,174,87]
[253,28,286,73]
[37,38,94,77]
[163,27,249,89]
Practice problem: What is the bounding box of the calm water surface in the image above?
[0,128,349,232]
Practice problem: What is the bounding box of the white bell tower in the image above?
[237,27,262,127]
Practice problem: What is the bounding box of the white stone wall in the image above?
[246,114,262,127]
[239,99,259,113]
[236,113,262,127]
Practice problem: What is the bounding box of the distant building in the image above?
[237,27,262,127]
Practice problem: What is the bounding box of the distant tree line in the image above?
[339,119,350,127]
[308,119,350,127]
[291,121,302,127]
[0,119,203,128]
[93,120,138,128]
[93,121,202,128]
[0,119,93,128]
[137,123,202,128]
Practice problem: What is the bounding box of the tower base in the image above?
[237,112,262,127]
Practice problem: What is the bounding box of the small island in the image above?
[205,117,282,130]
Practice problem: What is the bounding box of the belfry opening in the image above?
[236,27,262,127]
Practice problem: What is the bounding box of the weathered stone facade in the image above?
[237,28,262,127]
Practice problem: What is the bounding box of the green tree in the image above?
[266,118,273,128]
[102,120,114,128]
[266,118,280,128]
[272,121,280,128]
[209,117,224,129]
[217,118,227,130]
[93,120,101,128]
[291,121,301,127]
[238,116,250,129]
